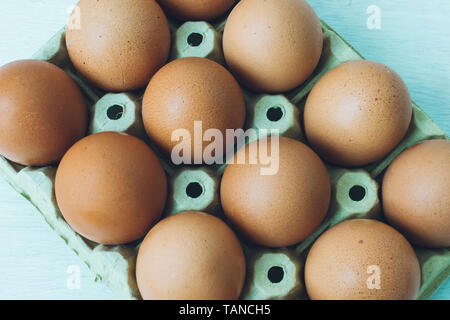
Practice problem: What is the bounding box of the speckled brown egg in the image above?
[0,59,87,166]
[142,57,245,163]
[66,0,170,91]
[55,132,167,245]
[156,0,236,21]
[304,60,412,167]
[220,136,331,248]
[382,140,450,248]
[223,0,323,93]
[305,219,421,300]
[136,211,246,300]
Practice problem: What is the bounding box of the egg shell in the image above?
[55,132,167,245]
[305,219,421,300]
[223,0,323,93]
[66,0,171,91]
[0,59,87,166]
[382,140,450,248]
[136,211,246,300]
[220,136,331,248]
[156,0,236,21]
[142,57,246,163]
[304,60,413,167]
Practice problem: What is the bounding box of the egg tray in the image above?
[1,16,448,300]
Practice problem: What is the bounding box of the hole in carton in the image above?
[266,106,284,122]
[349,185,366,202]
[187,33,203,47]
[107,105,124,120]
[267,266,284,283]
[186,182,203,199]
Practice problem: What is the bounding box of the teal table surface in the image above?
[0,0,448,300]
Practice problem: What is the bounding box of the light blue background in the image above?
[0,0,448,300]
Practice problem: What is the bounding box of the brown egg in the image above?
[66,0,170,91]
[0,60,87,166]
[305,219,421,300]
[223,0,323,93]
[156,0,236,21]
[220,137,331,247]
[55,132,167,245]
[136,211,246,300]
[142,57,245,163]
[304,60,412,167]
[382,140,450,248]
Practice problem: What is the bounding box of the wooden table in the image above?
[0,0,448,299]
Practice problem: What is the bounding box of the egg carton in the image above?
[1,16,448,300]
